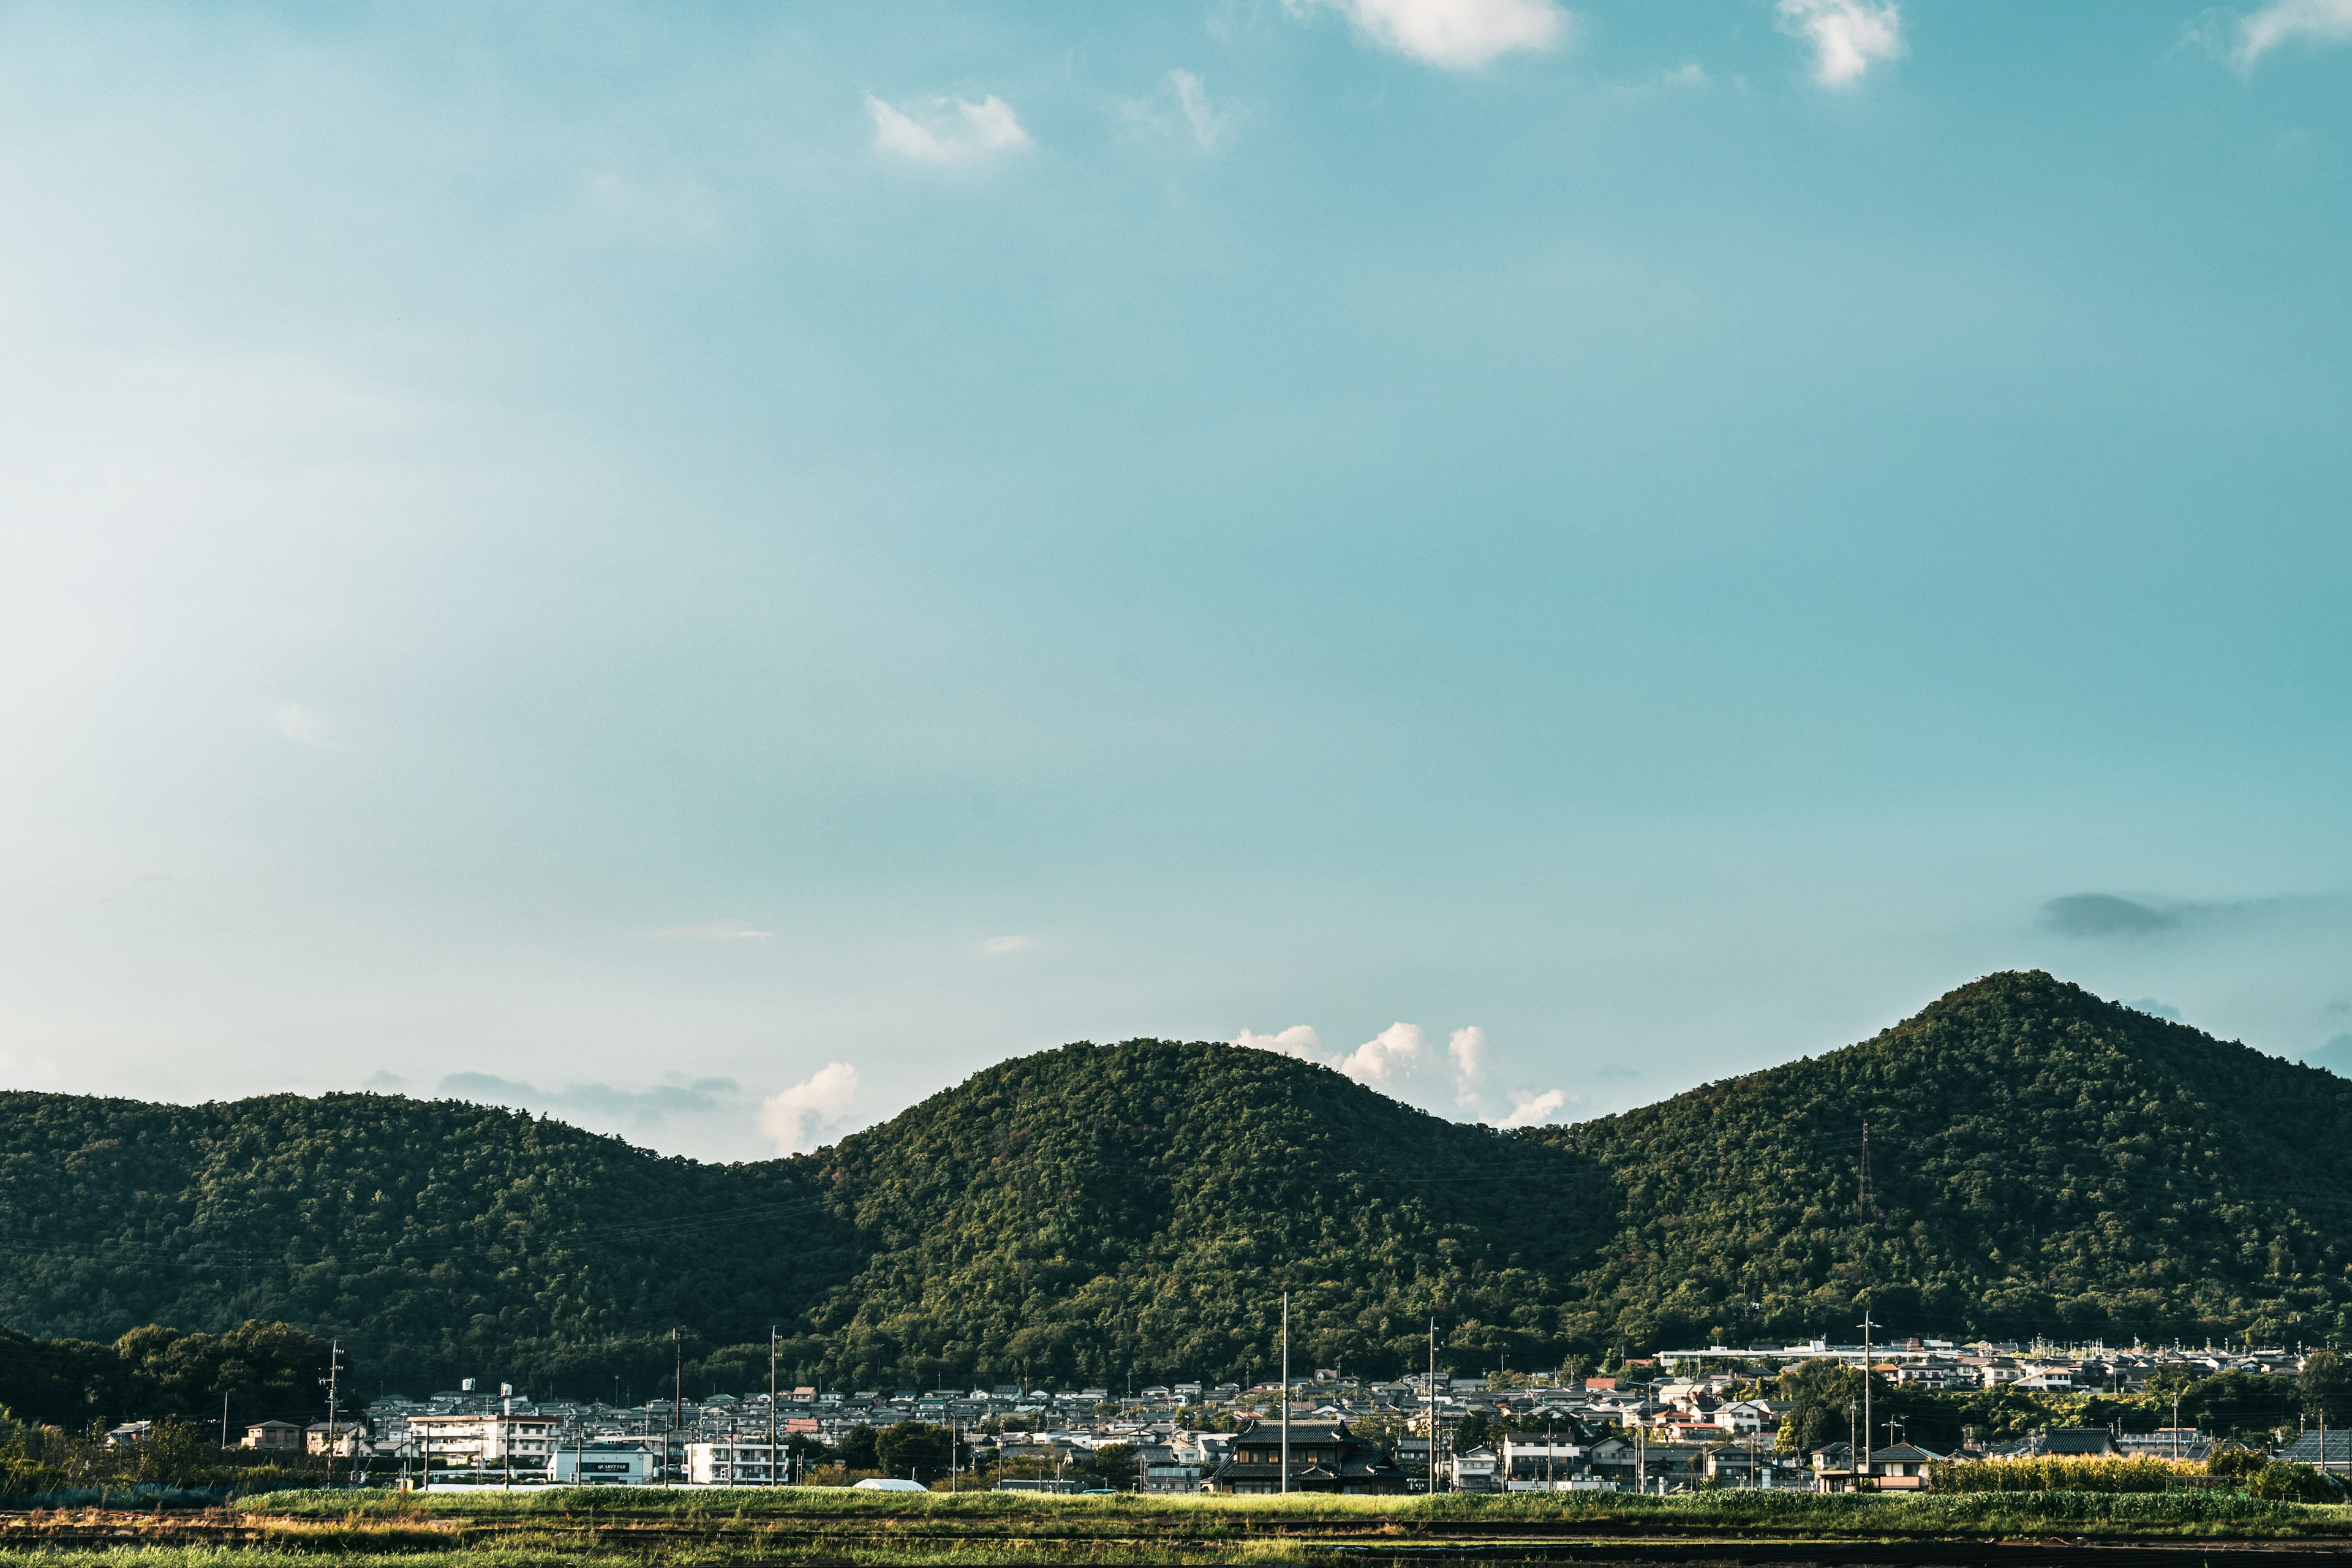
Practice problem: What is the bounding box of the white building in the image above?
[685,1439,792,1484]
[549,1444,658,1485]
[410,1412,563,1471]
[1500,1438,1592,1491]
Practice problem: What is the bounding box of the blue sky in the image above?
[1,0,2347,1160]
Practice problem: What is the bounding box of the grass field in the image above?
[2,1487,2351,1565]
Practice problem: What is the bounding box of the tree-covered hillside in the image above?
[1,973,2346,1400]
[0,1091,861,1398]
[1540,970,2352,1352]
[788,1039,1608,1391]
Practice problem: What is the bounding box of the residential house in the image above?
[1207,1420,1409,1495]
[243,1420,303,1452]
[1702,1443,1787,1487]
[1810,1441,1858,1492]
[1450,1445,1501,1491]
[306,1420,369,1456]
[1865,1442,1940,1491]
[2118,1429,2210,1462]
[1502,1437,1594,1491]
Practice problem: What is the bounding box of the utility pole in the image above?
[1857,1311,1878,1491]
[220,1390,230,1452]
[1637,1382,1648,1494]
[671,1328,684,1484]
[769,1327,780,1488]
[1280,1292,1290,1496]
[322,1341,344,1473]
[1846,1400,1858,1492]
[1427,1316,1439,1495]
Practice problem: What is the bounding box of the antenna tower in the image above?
[1857,1121,1874,1224]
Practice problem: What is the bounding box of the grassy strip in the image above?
[0,1529,1351,1566]
[226,1485,2352,1540]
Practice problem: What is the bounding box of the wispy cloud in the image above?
[2040,893,2180,938]
[273,701,333,749]
[1169,70,1234,150]
[760,1061,861,1154]
[1776,0,1904,86]
[866,93,1032,165]
[439,1071,745,1131]
[2038,891,2340,940]
[642,918,774,940]
[977,933,1034,954]
[2229,0,2352,66]
[2126,997,2183,1021]
[1283,0,1571,69]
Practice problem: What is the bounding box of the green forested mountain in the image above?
[1,972,2346,1404]
[1543,971,2352,1351]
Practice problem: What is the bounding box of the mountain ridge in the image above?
[1,971,2345,1395]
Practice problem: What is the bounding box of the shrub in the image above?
[2249,1461,2345,1504]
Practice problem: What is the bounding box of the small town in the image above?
[176,1335,2345,1496]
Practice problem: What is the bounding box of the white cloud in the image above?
[642,918,773,940]
[1235,1024,1322,1057]
[1660,62,1709,88]
[1284,0,1570,69]
[2232,0,2352,66]
[1336,1021,1425,1085]
[1235,1019,1569,1126]
[1497,1087,1571,1128]
[1776,0,1904,86]
[760,1061,861,1154]
[866,92,1033,165]
[1446,1024,1491,1106]
[274,701,333,748]
[978,933,1034,954]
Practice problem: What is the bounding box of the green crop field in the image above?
[7,1486,2352,1566]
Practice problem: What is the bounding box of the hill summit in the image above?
[0,971,2343,1395]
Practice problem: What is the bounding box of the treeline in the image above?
[3,973,2351,1393]
[0,1321,342,1433]
[1772,1352,2352,1453]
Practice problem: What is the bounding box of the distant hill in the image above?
[1,972,2345,1398]
[1538,970,2352,1352]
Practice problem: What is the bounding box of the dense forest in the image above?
[0,1319,342,1433]
[1,973,2347,1401]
